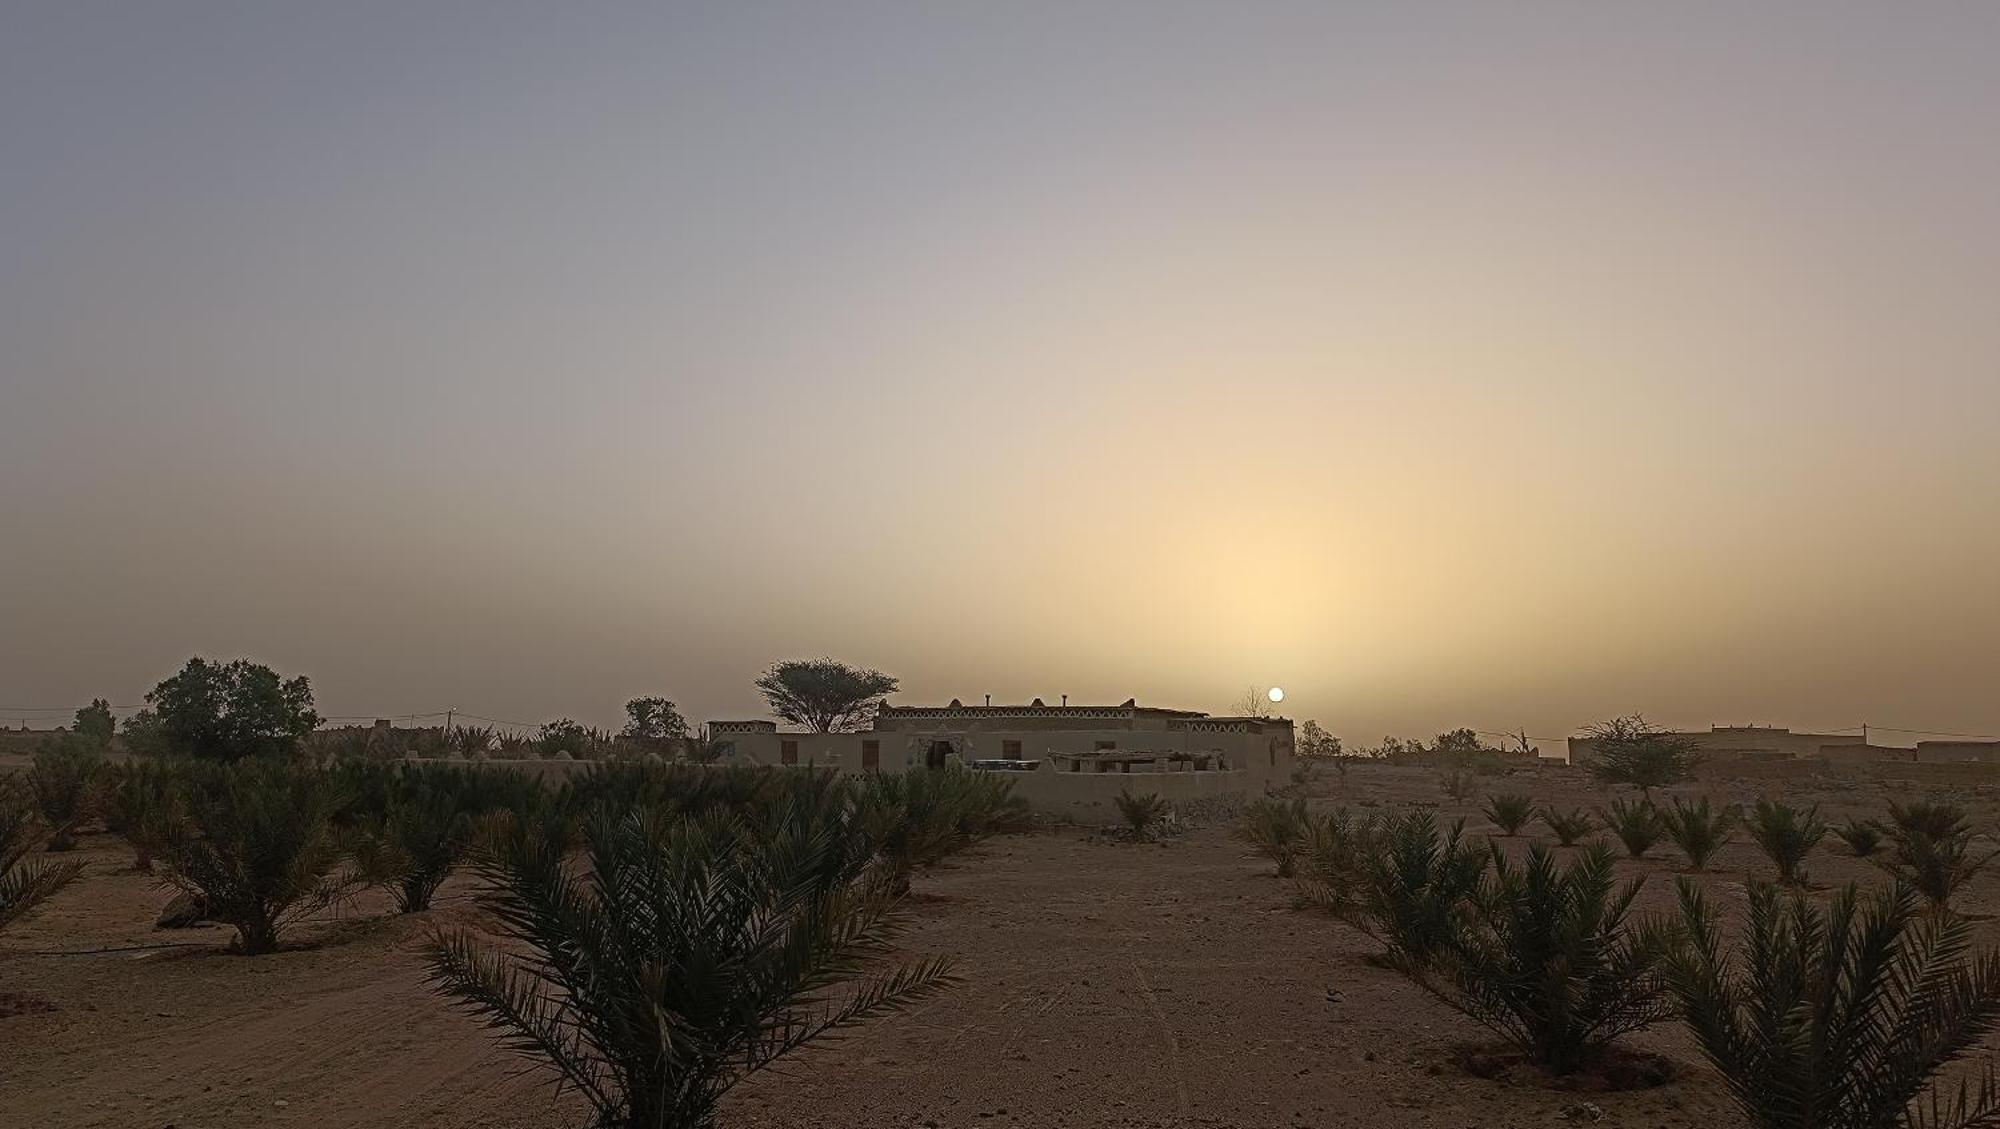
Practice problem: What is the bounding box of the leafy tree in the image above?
[428,807,955,1129]
[1236,796,1310,877]
[156,759,355,954]
[1297,720,1342,759]
[1748,798,1827,887]
[621,697,689,743]
[73,698,116,747]
[1395,843,1679,1073]
[144,657,320,761]
[1,783,82,932]
[1660,796,1736,871]
[1483,792,1534,835]
[28,734,102,851]
[754,659,898,733]
[1431,728,1490,757]
[1669,879,2000,1129]
[535,719,601,759]
[1583,715,1700,795]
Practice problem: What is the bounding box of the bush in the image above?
[428,807,954,1129]
[1747,799,1826,886]
[1113,787,1171,841]
[1351,810,1489,965]
[1438,765,1477,803]
[1393,843,1678,1073]
[1583,715,1700,795]
[1,782,83,932]
[28,734,102,851]
[1599,797,1663,859]
[157,760,355,954]
[1659,796,1734,871]
[1482,792,1534,836]
[1669,879,2000,1129]
[103,761,176,872]
[1236,796,1310,877]
[143,656,320,761]
[1538,806,1596,847]
[1834,818,1883,858]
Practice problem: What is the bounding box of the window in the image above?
[1002,739,1023,760]
[861,739,880,769]
[781,739,798,766]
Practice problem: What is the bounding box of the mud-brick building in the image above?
[707,698,1296,820]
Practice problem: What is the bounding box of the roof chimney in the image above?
[1061,694,1068,707]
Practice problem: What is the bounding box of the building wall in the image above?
[1916,741,2000,764]
[1568,726,1857,766]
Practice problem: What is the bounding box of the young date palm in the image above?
[28,735,102,851]
[1112,787,1171,842]
[1482,792,1534,836]
[1,784,82,932]
[1539,806,1597,847]
[1659,795,1735,872]
[1748,798,1826,887]
[1399,843,1679,1073]
[354,764,480,913]
[1236,796,1310,877]
[157,759,355,954]
[429,807,954,1129]
[1878,818,1997,916]
[1599,797,1663,859]
[1669,879,2000,1129]
[1352,810,1489,965]
[102,761,176,872]
[1835,818,1884,858]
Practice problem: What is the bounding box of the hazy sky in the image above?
[5,4,1998,747]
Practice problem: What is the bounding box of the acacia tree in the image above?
[1584,715,1700,795]
[1297,720,1343,759]
[621,697,689,742]
[143,657,321,761]
[754,659,898,733]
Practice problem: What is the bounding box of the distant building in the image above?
[1566,725,1860,767]
[708,698,1296,819]
[1915,740,2000,764]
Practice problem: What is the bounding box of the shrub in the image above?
[1834,818,1883,858]
[1482,792,1534,836]
[1113,787,1171,842]
[73,698,116,748]
[1394,843,1678,1073]
[1583,715,1700,795]
[1,783,83,932]
[143,656,320,761]
[102,761,176,872]
[1659,796,1735,871]
[1538,806,1596,847]
[1599,797,1663,859]
[428,807,954,1129]
[355,764,482,913]
[1236,796,1310,877]
[1669,879,2000,1129]
[1351,810,1489,965]
[157,760,355,954]
[1747,799,1826,886]
[28,734,102,851]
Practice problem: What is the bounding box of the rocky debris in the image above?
[155,892,216,930]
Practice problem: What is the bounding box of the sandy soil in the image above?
[7,760,2000,1128]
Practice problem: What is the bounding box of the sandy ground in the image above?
[7,760,2000,1128]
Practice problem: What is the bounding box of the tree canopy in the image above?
[754,659,898,733]
[622,697,689,742]
[1584,714,1701,794]
[72,698,115,747]
[140,657,320,761]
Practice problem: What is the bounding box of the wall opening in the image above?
[862,739,880,769]
[781,739,798,766]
